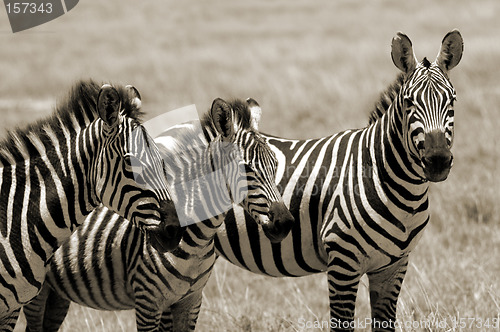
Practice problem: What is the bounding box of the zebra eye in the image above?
[404,99,415,113]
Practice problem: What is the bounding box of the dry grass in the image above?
[3,0,499,331]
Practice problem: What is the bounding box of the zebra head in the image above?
[93,84,181,252]
[210,98,294,243]
[391,30,463,182]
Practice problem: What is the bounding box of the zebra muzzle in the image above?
[261,202,294,243]
[422,131,453,182]
[147,201,184,253]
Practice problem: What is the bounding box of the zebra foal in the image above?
[23,98,294,331]
[0,81,181,331]
[215,30,463,331]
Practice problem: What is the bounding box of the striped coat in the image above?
[0,82,180,331]
[23,98,293,331]
[215,30,463,331]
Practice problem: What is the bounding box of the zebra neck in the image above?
[6,121,100,260]
[178,214,226,253]
[372,106,429,210]
[172,154,235,230]
[162,124,235,228]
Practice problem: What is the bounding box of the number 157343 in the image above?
[5,2,53,14]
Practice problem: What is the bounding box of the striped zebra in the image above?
[23,98,294,331]
[0,81,181,330]
[215,30,463,331]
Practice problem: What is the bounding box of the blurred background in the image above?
[2,0,498,331]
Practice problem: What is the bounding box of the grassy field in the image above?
[2,0,499,331]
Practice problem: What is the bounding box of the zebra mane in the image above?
[55,79,144,126]
[157,122,211,181]
[421,57,431,68]
[0,79,144,165]
[156,99,257,186]
[368,73,404,125]
[200,99,253,140]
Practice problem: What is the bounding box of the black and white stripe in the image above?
[215,30,463,331]
[23,98,293,331]
[0,81,180,331]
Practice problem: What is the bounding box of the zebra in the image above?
[22,97,294,331]
[214,30,463,331]
[0,81,182,331]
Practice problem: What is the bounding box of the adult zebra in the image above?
[23,98,294,331]
[215,30,463,331]
[0,81,181,330]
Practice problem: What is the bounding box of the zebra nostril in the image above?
[422,153,453,171]
[164,225,178,237]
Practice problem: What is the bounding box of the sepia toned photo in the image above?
[0,1,498,331]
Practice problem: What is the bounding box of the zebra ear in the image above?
[211,98,234,138]
[391,32,418,75]
[246,98,261,131]
[125,85,142,109]
[97,84,121,127]
[436,29,463,72]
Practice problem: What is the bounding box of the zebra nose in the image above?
[147,201,184,253]
[261,202,294,243]
[422,131,453,182]
[422,150,453,182]
[422,153,453,169]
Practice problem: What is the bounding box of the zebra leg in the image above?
[186,296,202,329]
[159,309,173,332]
[159,300,201,332]
[158,301,200,332]
[170,292,203,331]
[324,238,365,332]
[24,284,71,332]
[327,266,361,332]
[23,283,50,332]
[0,308,20,332]
[135,300,162,332]
[367,256,409,332]
[134,285,162,332]
[42,288,71,332]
